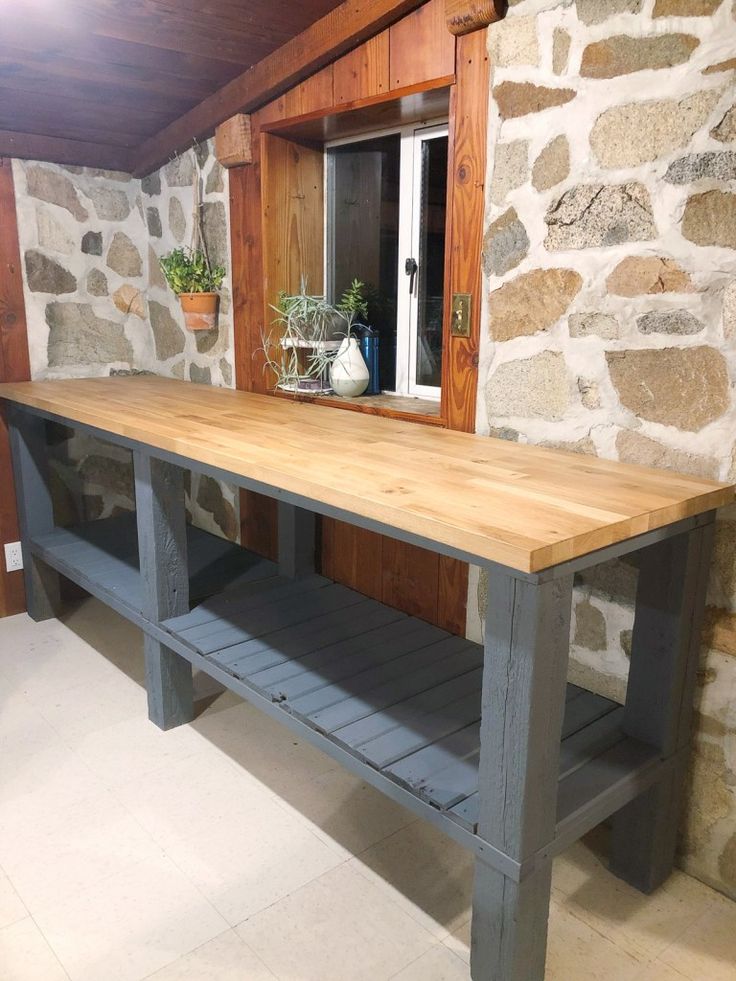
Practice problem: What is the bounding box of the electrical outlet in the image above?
[4,542,23,573]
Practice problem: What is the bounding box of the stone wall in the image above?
[473,0,736,897]
[12,142,239,541]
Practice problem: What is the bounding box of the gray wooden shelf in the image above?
[159,569,662,846]
[28,513,277,624]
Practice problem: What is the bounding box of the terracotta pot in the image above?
[178,292,218,331]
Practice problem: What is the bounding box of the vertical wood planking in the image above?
[382,536,440,624]
[134,451,193,729]
[440,30,489,434]
[471,568,573,980]
[334,31,390,103]
[389,0,456,89]
[284,65,335,117]
[0,158,31,617]
[321,519,384,600]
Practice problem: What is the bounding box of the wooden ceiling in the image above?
[0,0,349,173]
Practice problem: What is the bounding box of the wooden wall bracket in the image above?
[215,114,253,168]
[445,0,506,35]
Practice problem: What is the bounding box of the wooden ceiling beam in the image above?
[0,131,134,174]
[132,0,428,176]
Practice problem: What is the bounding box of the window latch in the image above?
[404,257,418,295]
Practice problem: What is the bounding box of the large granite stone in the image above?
[545,183,656,250]
[36,207,73,255]
[591,90,720,168]
[491,141,529,205]
[532,135,570,191]
[636,309,704,335]
[25,251,76,294]
[653,0,722,13]
[205,161,225,195]
[483,208,529,276]
[574,599,607,651]
[487,15,538,67]
[87,186,131,221]
[202,201,228,269]
[46,302,133,366]
[168,197,187,242]
[149,300,185,360]
[616,430,718,478]
[569,312,620,339]
[486,351,570,421]
[606,256,695,296]
[493,82,576,119]
[712,105,736,143]
[197,475,238,540]
[606,347,729,430]
[190,364,212,384]
[664,152,736,184]
[81,231,102,256]
[682,191,736,249]
[79,454,134,500]
[581,34,699,78]
[164,153,195,188]
[25,165,88,221]
[112,284,146,319]
[146,206,163,238]
[489,268,582,341]
[576,0,642,24]
[141,171,161,196]
[87,269,108,296]
[553,28,571,74]
[106,232,142,277]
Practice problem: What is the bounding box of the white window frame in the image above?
[325,118,448,400]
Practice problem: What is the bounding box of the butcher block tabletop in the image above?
[1,377,732,573]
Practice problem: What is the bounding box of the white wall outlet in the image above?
[4,542,23,573]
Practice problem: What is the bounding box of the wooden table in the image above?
[2,377,733,980]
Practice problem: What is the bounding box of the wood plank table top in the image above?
[1,377,732,573]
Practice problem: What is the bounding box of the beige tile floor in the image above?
[1,596,735,981]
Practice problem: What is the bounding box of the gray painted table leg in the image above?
[471,569,573,981]
[134,450,193,730]
[278,501,316,578]
[7,408,61,621]
[610,520,715,893]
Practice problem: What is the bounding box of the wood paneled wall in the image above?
[0,158,30,617]
[230,0,487,634]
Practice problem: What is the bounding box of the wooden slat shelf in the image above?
[28,513,277,620]
[158,566,659,841]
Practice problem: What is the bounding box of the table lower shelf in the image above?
[28,514,663,857]
[28,513,277,622]
[160,568,662,845]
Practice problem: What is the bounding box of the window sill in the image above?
[273,390,444,426]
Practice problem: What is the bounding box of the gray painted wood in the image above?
[278,501,316,578]
[7,408,61,621]
[611,521,715,893]
[470,568,573,981]
[134,451,193,730]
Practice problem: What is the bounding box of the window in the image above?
[326,121,449,399]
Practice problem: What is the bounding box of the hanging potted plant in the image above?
[330,279,370,398]
[159,247,226,330]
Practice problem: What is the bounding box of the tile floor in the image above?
[1,597,735,981]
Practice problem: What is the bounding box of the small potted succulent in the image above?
[159,247,225,331]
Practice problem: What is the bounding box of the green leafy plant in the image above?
[337,279,370,327]
[159,247,225,295]
[260,281,347,392]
